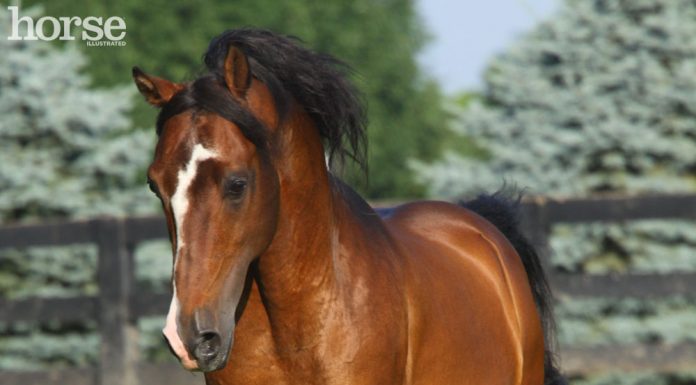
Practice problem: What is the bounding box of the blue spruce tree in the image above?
[416,0,696,196]
[0,12,154,221]
[0,7,161,370]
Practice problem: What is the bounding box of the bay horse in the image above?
[132,29,565,385]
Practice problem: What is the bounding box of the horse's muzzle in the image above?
[188,309,232,372]
[192,330,225,371]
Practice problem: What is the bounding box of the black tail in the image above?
[461,191,567,385]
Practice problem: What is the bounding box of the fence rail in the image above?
[1,193,695,384]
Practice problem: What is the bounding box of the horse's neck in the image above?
[255,115,386,358]
[258,112,337,305]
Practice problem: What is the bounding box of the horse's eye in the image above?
[224,177,247,199]
[147,178,160,196]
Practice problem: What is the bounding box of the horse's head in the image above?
[133,29,366,373]
[132,46,280,371]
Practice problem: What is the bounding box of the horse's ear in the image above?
[132,67,183,107]
[223,46,252,99]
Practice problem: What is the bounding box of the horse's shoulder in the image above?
[381,200,519,274]
[379,201,542,384]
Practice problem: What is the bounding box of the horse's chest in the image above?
[204,284,406,385]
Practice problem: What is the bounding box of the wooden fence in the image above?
[1,194,695,384]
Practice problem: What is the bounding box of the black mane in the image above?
[157,28,367,169]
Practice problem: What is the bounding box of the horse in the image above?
[132,28,565,385]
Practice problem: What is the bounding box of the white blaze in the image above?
[163,143,218,370]
[171,144,218,255]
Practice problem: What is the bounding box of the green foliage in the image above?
[134,240,173,293]
[138,317,177,364]
[0,4,158,293]
[552,221,696,274]
[0,6,160,370]
[0,325,98,370]
[0,7,156,222]
[556,296,696,347]
[21,0,450,198]
[571,373,696,385]
[415,0,696,196]
[0,245,97,300]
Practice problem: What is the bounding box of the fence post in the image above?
[95,218,139,385]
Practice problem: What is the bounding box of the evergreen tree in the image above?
[414,1,696,383]
[415,0,696,197]
[0,10,155,222]
[0,5,157,298]
[21,0,451,198]
[0,7,160,369]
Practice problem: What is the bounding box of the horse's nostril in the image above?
[194,331,221,361]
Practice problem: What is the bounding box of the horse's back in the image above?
[382,200,545,385]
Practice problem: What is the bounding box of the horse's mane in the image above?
[157,28,367,169]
